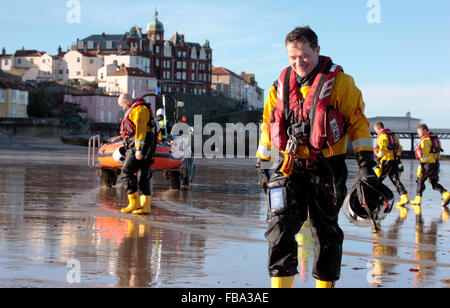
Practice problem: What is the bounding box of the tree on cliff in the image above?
[27,90,81,120]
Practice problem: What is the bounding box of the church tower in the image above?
[146,9,164,79]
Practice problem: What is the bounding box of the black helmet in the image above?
[343,180,394,229]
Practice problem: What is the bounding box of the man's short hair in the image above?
[417,123,429,131]
[285,26,318,50]
[374,122,384,129]
[119,93,133,106]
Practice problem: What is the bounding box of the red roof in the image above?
[212,66,245,81]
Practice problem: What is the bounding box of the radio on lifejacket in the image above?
[280,123,309,178]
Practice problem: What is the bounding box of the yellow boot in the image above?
[271,276,295,288]
[132,195,152,214]
[441,191,450,206]
[121,192,141,213]
[410,195,422,206]
[316,280,335,288]
[396,194,409,207]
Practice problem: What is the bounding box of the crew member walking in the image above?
[373,122,408,207]
[411,124,450,208]
[256,26,376,288]
[118,93,157,215]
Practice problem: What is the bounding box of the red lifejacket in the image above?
[374,129,400,157]
[271,56,346,161]
[415,131,442,159]
[120,97,155,139]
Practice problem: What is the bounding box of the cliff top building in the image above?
[77,10,213,94]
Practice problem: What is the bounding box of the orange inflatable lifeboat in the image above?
[89,135,194,190]
[96,136,184,170]
[88,92,194,190]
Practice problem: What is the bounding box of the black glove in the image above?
[356,151,378,186]
[256,158,270,193]
[357,166,379,186]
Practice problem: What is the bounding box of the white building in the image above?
[368,113,422,133]
[63,50,104,84]
[103,53,151,74]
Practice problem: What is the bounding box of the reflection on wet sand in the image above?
[0,150,449,287]
[365,203,450,287]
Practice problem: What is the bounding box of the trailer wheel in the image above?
[169,171,182,190]
[97,168,117,188]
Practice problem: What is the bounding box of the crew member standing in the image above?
[118,93,157,215]
[411,124,450,208]
[256,26,376,288]
[373,122,408,207]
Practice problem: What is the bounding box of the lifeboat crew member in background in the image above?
[411,123,450,209]
[256,26,376,288]
[373,122,409,207]
[118,93,157,215]
[155,108,166,141]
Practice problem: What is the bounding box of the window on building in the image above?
[77,71,81,76]
[100,110,105,122]
[17,58,22,65]
[139,79,143,91]
[155,46,160,54]
[108,111,112,123]
[177,72,181,80]
[156,34,160,40]
[106,41,112,49]
[132,79,136,91]
[183,61,187,69]
[182,72,186,80]
[89,59,94,64]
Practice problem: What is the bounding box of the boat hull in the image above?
[97,136,184,170]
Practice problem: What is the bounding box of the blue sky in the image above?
[1,0,449,127]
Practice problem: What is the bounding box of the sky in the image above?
[1,0,449,127]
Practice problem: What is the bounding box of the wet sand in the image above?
[0,136,449,288]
